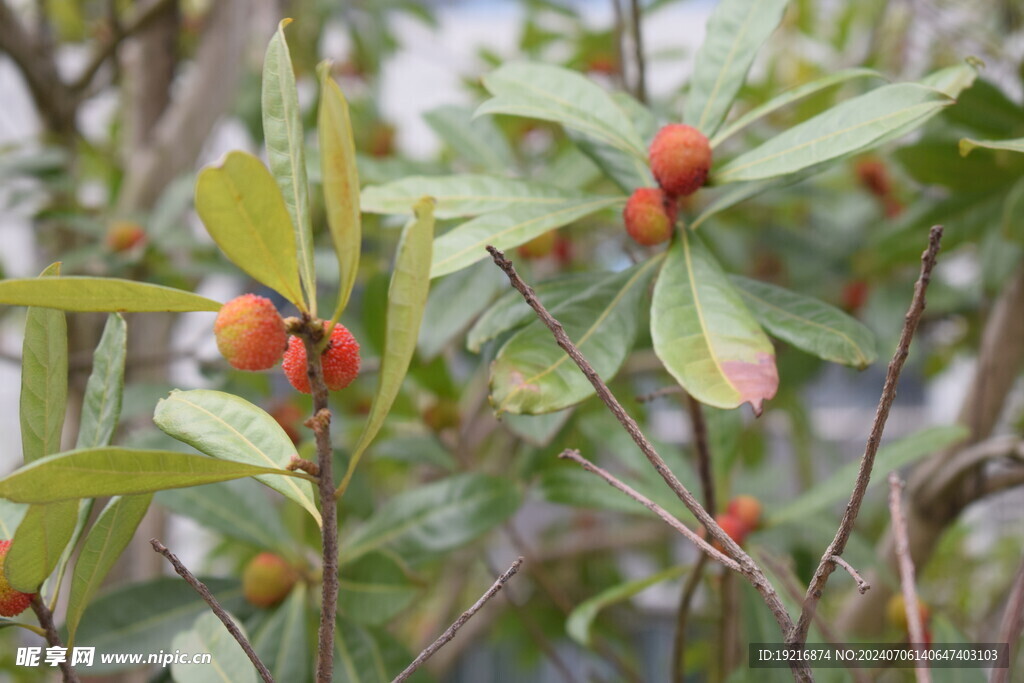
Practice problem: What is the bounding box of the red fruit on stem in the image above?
[649,124,712,197]
[282,322,361,394]
[623,188,678,246]
[0,541,35,617]
[214,294,287,371]
[727,495,763,531]
[242,553,298,608]
[706,513,749,552]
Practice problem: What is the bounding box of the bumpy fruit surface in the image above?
[623,188,677,246]
[282,323,361,394]
[727,495,762,531]
[649,124,712,196]
[242,553,297,608]
[214,294,287,371]
[0,540,35,617]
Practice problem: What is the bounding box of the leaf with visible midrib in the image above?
[0,277,222,312]
[76,313,126,449]
[651,231,778,412]
[713,83,952,183]
[684,0,790,136]
[490,258,660,414]
[195,150,304,307]
[153,390,321,525]
[338,200,435,496]
[731,276,877,369]
[318,61,362,319]
[264,19,316,311]
[19,262,66,464]
[66,494,152,643]
[6,502,76,592]
[0,448,309,504]
[251,583,309,682]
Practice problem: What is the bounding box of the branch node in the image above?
[286,455,320,477]
[830,555,870,594]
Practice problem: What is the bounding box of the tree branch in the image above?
[392,557,524,683]
[790,225,943,644]
[488,246,809,679]
[831,556,870,594]
[628,0,647,103]
[991,553,1024,683]
[887,474,931,683]
[150,539,272,683]
[30,596,81,683]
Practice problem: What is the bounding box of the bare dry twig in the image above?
[488,246,810,680]
[831,556,870,594]
[888,474,931,683]
[991,553,1024,683]
[30,596,81,683]
[150,539,273,683]
[392,557,524,683]
[791,225,943,645]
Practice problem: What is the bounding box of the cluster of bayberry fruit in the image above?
[623,124,712,246]
[213,294,360,394]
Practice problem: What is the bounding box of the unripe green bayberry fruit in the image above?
[214,294,287,371]
[649,124,712,197]
[0,541,35,617]
[623,188,677,245]
[242,553,297,608]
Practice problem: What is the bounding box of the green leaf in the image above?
[195,150,304,307]
[264,20,316,310]
[468,273,601,353]
[333,617,427,683]
[156,479,291,552]
[0,277,222,312]
[537,467,650,515]
[568,92,657,192]
[20,263,66,464]
[76,313,126,449]
[501,409,573,448]
[895,140,1023,192]
[431,196,622,278]
[338,200,435,496]
[424,104,515,172]
[172,611,257,683]
[567,564,688,646]
[0,448,309,504]
[491,259,659,414]
[731,276,877,369]
[318,62,362,319]
[66,494,152,642]
[714,84,952,183]
[419,260,507,360]
[0,499,27,538]
[1002,178,1024,244]
[251,583,310,683]
[74,578,245,673]
[919,59,980,98]
[361,174,587,218]
[960,136,1024,156]
[711,68,885,147]
[684,0,790,136]
[6,502,77,591]
[343,473,520,564]
[338,551,419,625]
[651,231,778,412]
[477,62,647,157]
[153,390,321,525]
[768,425,970,526]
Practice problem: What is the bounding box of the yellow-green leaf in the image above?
[0,278,221,312]
[195,151,304,307]
[318,62,362,320]
[6,502,76,592]
[19,263,66,464]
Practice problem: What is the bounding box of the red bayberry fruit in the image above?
[0,541,35,617]
[105,220,146,252]
[242,553,298,608]
[649,124,712,197]
[517,231,557,259]
[624,188,678,245]
[703,513,749,552]
[282,323,361,394]
[841,279,869,313]
[727,495,763,532]
[854,158,892,197]
[214,294,287,371]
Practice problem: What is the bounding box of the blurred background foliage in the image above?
[0,0,1023,681]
